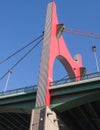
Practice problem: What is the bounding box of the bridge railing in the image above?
[50,72,100,86]
[0,72,100,97]
[0,85,37,97]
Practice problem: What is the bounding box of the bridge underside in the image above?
[0,77,100,129]
[59,100,100,130]
[0,112,31,130]
[0,100,100,130]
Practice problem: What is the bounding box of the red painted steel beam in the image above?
[36,2,82,107]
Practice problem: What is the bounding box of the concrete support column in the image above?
[30,107,59,130]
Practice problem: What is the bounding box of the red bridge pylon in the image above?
[36,2,82,107]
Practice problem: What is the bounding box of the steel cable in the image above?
[0,34,43,64]
[0,38,43,81]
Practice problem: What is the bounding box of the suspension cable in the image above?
[0,38,43,81]
[64,28,100,39]
[0,33,43,64]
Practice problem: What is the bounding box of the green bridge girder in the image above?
[0,76,100,129]
[0,76,100,113]
[50,77,100,113]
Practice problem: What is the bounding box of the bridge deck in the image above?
[0,72,100,129]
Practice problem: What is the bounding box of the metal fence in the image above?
[51,72,100,86]
[0,85,37,97]
[0,72,100,97]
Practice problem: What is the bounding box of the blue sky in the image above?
[0,0,100,91]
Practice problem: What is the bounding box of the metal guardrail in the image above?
[0,85,37,97]
[0,72,100,97]
[51,72,100,86]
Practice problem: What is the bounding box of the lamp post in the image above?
[92,46,100,72]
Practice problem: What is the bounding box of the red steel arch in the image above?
[36,2,82,107]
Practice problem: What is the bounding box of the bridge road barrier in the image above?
[50,72,100,86]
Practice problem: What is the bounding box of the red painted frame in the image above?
[45,2,82,106]
[36,2,82,107]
